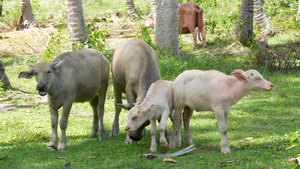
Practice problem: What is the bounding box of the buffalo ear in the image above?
[18,69,34,79]
[115,103,135,110]
[144,104,155,114]
[231,69,247,82]
[51,59,64,70]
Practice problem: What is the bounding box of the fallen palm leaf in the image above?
[163,158,177,163]
[56,156,66,159]
[245,137,254,140]
[0,155,8,160]
[217,160,236,168]
[140,144,196,159]
[61,161,72,169]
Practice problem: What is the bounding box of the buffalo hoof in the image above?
[109,133,118,138]
[98,135,106,141]
[88,131,97,138]
[125,138,134,144]
[58,147,66,152]
[221,146,231,154]
[47,144,58,151]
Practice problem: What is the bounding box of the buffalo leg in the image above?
[89,96,98,138]
[47,105,59,150]
[189,27,198,48]
[169,107,182,148]
[150,119,157,153]
[110,83,122,137]
[97,86,107,141]
[159,111,169,151]
[58,102,73,151]
[125,88,137,144]
[214,106,231,154]
[183,106,194,145]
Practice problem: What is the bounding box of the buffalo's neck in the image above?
[226,77,251,105]
[47,74,64,104]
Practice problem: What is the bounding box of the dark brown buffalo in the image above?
[18,49,110,151]
[110,39,161,144]
[179,1,207,48]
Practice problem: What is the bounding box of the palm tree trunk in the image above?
[155,0,179,55]
[18,0,39,30]
[253,0,273,34]
[150,0,157,27]
[238,0,254,46]
[297,0,300,21]
[66,0,89,47]
[126,0,140,20]
[0,0,3,16]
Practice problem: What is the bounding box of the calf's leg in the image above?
[158,111,169,151]
[213,106,231,154]
[169,107,182,148]
[150,119,157,153]
[183,106,194,145]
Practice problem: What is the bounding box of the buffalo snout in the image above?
[37,83,48,96]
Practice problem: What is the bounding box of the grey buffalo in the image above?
[110,39,161,144]
[18,49,110,151]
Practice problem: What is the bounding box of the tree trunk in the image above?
[0,60,11,90]
[125,0,140,20]
[238,0,254,47]
[297,0,300,22]
[150,0,157,27]
[155,0,179,55]
[0,0,3,16]
[66,0,89,47]
[253,0,273,34]
[17,0,39,30]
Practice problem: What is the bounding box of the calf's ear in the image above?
[144,105,155,114]
[18,70,34,79]
[231,69,247,82]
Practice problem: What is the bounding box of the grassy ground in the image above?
[1,0,300,168]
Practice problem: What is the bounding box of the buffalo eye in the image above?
[46,70,51,74]
[255,76,261,81]
[132,116,138,121]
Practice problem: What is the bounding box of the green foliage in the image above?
[286,131,300,169]
[134,23,156,49]
[42,29,68,62]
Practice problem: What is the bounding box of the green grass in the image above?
[1,0,300,168]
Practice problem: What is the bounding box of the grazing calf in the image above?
[125,80,174,153]
[179,1,207,48]
[169,69,274,154]
[18,49,110,151]
[110,39,161,144]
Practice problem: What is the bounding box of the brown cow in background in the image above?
[179,1,207,48]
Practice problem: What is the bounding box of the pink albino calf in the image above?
[169,69,274,154]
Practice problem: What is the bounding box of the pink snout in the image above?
[267,83,274,91]
[125,125,132,132]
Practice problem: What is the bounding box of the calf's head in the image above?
[18,60,64,96]
[125,104,154,132]
[231,69,274,92]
